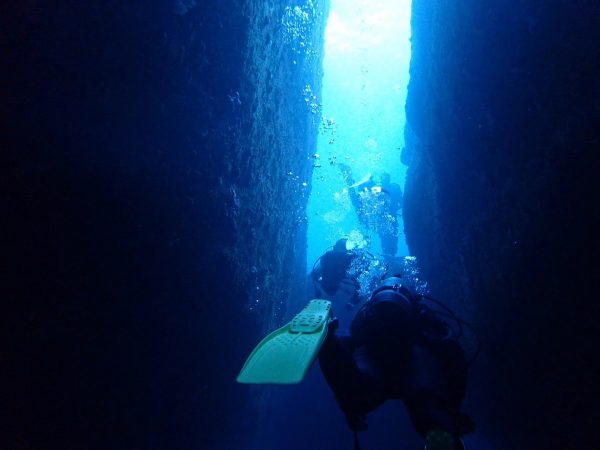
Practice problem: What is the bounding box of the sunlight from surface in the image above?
[307,0,412,268]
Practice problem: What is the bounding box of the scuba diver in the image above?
[239,256,475,449]
[310,237,365,310]
[318,277,475,450]
[339,164,403,257]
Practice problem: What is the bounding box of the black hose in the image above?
[420,294,465,339]
[456,318,482,365]
[311,255,323,274]
[419,294,481,365]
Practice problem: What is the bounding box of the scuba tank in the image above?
[350,277,420,346]
[350,277,476,357]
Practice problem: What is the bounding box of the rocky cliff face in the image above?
[4,0,597,447]
[2,1,326,449]
[404,0,598,447]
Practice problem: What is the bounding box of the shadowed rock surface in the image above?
[404,0,599,448]
[2,0,598,449]
[2,1,326,449]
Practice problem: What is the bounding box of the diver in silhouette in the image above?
[338,163,375,230]
[318,277,475,450]
[378,172,402,256]
[339,164,403,257]
[310,238,364,309]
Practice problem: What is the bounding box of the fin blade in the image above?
[237,299,332,384]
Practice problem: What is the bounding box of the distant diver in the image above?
[238,274,476,450]
[339,164,403,257]
[309,237,371,310]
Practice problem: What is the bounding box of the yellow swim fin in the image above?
[237,299,332,384]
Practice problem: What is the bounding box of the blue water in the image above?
[306,0,412,268]
[5,0,595,448]
[256,2,429,449]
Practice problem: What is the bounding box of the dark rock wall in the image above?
[1,1,325,449]
[228,0,326,331]
[405,0,598,448]
[227,1,328,444]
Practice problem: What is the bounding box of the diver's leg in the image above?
[318,335,385,430]
[380,232,397,256]
[404,391,462,437]
[401,344,471,449]
[379,216,398,256]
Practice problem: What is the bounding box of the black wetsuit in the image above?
[311,249,360,307]
[379,181,402,256]
[347,179,402,256]
[318,291,470,441]
[318,250,355,296]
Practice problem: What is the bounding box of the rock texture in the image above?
[404,0,599,447]
[4,0,597,447]
[1,1,326,449]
